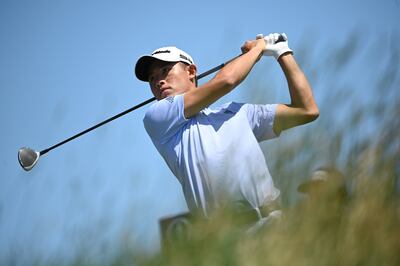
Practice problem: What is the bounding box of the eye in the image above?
[162,65,171,74]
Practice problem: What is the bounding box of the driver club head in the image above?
[18,147,40,171]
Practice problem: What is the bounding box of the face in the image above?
[148,61,196,100]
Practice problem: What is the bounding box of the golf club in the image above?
[18,35,286,171]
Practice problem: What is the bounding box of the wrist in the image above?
[254,46,265,62]
[277,52,295,66]
[248,42,265,60]
[257,39,266,53]
[275,48,293,60]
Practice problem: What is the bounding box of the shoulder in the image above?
[211,102,276,118]
[143,95,188,142]
[244,103,277,115]
[220,102,246,113]
[219,102,276,117]
[146,96,179,113]
[144,95,183,122]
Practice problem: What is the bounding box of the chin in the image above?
[161,91,174,99]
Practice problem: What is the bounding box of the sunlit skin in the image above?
[148,61,197,100]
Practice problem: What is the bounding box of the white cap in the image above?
[135,46,195,82]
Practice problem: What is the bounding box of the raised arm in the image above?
[273,53,319,134]
[256,33,319,135]
[183,39,265,118]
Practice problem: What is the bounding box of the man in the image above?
[135,33,319,226]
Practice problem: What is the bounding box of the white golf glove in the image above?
[256,33,293,60]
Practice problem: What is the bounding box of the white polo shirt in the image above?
[143,94,280,215]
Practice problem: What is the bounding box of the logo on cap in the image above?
[152,50,171,55]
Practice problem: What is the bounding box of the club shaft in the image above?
[196,54,242,79]
[40,97,156,155]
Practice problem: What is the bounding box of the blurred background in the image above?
[0,0,399,265]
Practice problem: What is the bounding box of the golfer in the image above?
[135,33,319,225]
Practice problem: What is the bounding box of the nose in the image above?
[155,80,165,89]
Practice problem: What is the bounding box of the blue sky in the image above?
[1,0,399,264]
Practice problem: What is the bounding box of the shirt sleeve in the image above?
[244,103,280,142]
[143,94,188,143]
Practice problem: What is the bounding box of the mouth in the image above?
[160,87,172,98]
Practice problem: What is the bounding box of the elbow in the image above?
[215,72,240,91]
[306,106,319,122]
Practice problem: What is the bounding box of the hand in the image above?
[256,33,293,60]
[241,38,265,52]
[241,38,265,61]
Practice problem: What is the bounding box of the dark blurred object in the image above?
[159,212,192,254]
[298,167,347,198]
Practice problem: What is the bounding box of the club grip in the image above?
[257,33,286,43]
[276,34,286,43]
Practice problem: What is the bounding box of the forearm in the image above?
[214,44,263,89]
[184,41,264,118]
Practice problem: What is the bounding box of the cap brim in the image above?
[135,55,182,82]
[135,56,157,82]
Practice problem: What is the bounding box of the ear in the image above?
[187,64,197,79]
